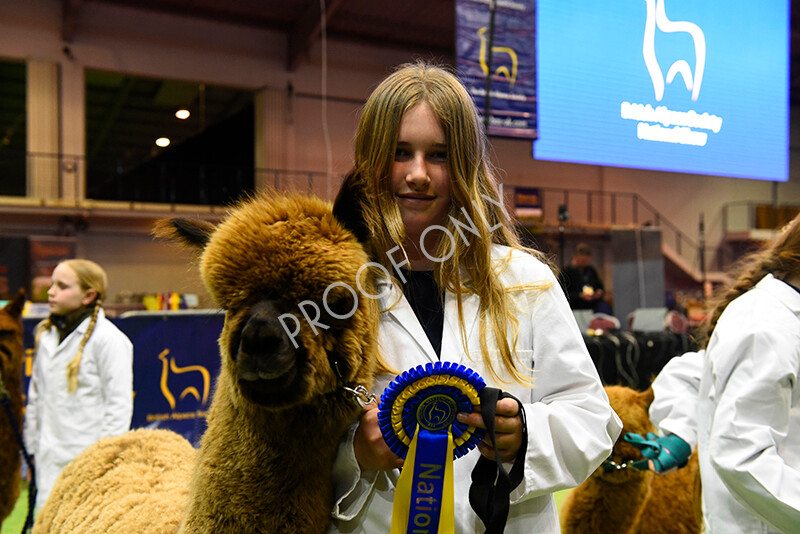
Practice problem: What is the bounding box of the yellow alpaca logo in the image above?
[478,27,518,87]
[158,349,210,410]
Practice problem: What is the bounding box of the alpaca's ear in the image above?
[3,288,25,319]
[638,387,655,410]
[332,172,370,246]
[153,218,216,249]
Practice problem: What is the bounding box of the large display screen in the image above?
[534,0,789,181]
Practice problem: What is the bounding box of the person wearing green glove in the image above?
[624,349,703,474]
[626,216,800,533]
[693,214,800,533]
[623,431,692,474]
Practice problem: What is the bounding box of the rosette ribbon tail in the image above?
[379,362,486,533]
[391,424,455,534]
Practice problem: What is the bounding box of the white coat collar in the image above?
[377,275,481,364]
[757,274,800,315]
[70,307,105,336]
[51,307,105,351]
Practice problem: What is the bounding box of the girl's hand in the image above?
[457,398,523,462]
[353,403,404,471]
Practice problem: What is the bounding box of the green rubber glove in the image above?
[623,432,691,473]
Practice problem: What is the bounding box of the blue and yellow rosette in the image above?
[378,361,486,534]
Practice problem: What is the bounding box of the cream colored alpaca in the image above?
[33,429,194,532]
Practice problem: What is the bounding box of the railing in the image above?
[715,201,800,274]
[722,200,800,234]
[528,187,712,275]
[4,151,718,276]
[255,168,338,201]
[1,150,338,207]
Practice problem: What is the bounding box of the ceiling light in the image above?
[175,109,190,120]
[155,137,170,147]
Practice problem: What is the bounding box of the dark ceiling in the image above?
[69,0,800,103]
[63,0,457,70]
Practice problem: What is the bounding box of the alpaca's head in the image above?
[0,290,25,394]
[600,385,656,483]
[154,192,380,410]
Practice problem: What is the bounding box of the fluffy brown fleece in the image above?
[36,192,380,534]
[560,385,702,534]
[176,192,380,533]
[34,429,195,533]
[0,290,25,527]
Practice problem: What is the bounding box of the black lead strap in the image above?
[469,387,527,534]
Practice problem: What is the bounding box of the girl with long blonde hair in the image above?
[330,61,620,533]
[24,259,133,511]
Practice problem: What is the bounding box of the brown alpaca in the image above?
[35,192,381,534]
[560,385,702,534]
[0,290,25,528]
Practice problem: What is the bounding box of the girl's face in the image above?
[391,102,452,243]
[47,263,95,315]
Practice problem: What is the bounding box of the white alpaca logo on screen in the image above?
[643,0,706,101]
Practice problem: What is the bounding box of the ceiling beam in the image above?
[61,0,83,43]
[287,0,346,72]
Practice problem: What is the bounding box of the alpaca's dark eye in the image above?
[320,288,358,326]
[226,308,248,361]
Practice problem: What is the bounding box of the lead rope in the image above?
[602,457,650,472]
[0,370,37,534]
[469,388,527,534]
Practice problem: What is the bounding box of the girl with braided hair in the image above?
[630,215,800,532]
[23,259,133,511]
[692,214,800,533]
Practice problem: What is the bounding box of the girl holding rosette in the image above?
[330,62,621,533]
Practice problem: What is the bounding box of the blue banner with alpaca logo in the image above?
[22,311,223,447]
[120,311,223,446]
[456,0,537,139]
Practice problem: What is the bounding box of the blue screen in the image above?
[534,0,789,181]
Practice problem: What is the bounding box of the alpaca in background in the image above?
[560,385,701,534]
[0,290,26,528]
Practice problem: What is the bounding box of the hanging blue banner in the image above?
[120,311,223,446]
[456,0,537,139]
[22,311,224,447]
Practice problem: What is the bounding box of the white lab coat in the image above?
[650,349,704,449]
[696,274,800,533]
[23,308,133,510]
[330,245,622,533]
